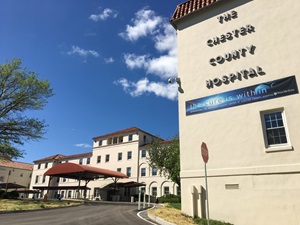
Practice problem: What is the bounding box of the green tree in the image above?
[146,135,180,187]
[0,58,54,160]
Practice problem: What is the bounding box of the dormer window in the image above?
[129,134,133,141]
[99,140,103,146]
[113,137,118,144]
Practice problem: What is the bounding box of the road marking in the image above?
[137,205,157,225]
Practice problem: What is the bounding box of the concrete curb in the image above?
[147,213,176,225]
[0,200,84,214]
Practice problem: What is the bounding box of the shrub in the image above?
[0,190,5,198]
[9,191,19,199]
[157,194,181,203]
[0,191,19,199]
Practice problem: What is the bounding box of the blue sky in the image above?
[0,0,184,163]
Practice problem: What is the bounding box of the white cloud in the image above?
[114,78,178,100]
[89,8,118,21]
[74,143,92,148]
[116,7,178,100]
[124,53,149,69]
[67,46,99,58]
[104,57,115,63]
[119,8,162,42]
[154,24,177,54]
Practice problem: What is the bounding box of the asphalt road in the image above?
[0,202,156,225]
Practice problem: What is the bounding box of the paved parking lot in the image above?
[0,202,158,225]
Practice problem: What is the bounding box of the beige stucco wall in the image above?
[174,0,300,224]
[0,166,32,189]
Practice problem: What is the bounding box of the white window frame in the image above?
[127,151,132,160]
[141,168,146,177]
[118,152,122,161]
[260,108,292,152]
[164,186,170,195]
[126,167,131,177]
[97,155,101,163]
[105,154,110,163]
[141,149,146,158]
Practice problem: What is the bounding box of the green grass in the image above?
[162,203,234,225]
[0,199,81,211]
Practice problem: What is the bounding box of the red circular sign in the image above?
[201,142,209,163]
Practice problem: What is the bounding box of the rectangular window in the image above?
[141,149,146,158]
[105,154,110,163]
[68,190,72,198]
[152,167,157,176]
[126,167,131,177]
[113,137,118,144]
[117,168,121,173]
[38,164,41,169]
[141,187,145,194]
[45,163,48,169]
[35,175,39,184]
[79,158,83,165]
[141,168,146,177]
[152,187,157,197]
[119,136,123,143]
[127,151,132,160]
[99,140,103,146]
[129,134,133,141]
[261,109,291,150]
[97,156,101,163]
[87,157,91,165]
[143,135,146,143]
[42,176,46,183]
[164,186,170,195]
[118,152,122,161]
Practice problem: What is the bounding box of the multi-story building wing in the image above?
[29,152,92,199]
[29,127,178,201]
[0,160,33,196]
[90,127,178,201]
[170,0,300,224]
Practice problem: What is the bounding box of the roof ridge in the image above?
[170,0,220,25]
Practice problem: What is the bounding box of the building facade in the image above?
[30,127,178,201]
[0,160,33,196]
[171,0,300,224]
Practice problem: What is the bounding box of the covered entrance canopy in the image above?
[44,162,128,180]
[117,181,146,187]
[42,162,128,198]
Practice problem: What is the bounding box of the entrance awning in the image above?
[117,181,146,187]
[44,162,128,180]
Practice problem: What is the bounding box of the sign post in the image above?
[201,142,210,225]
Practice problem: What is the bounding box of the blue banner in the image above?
[186,76,299,116]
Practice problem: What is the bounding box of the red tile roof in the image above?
[93,127,160,141]
[170,0,220,24]
[60,152,92,160]
[44,162,128,179]
[33,154,66,163]
[0,160,33,171]
[93,127,139,140]
[34,152,92,163]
